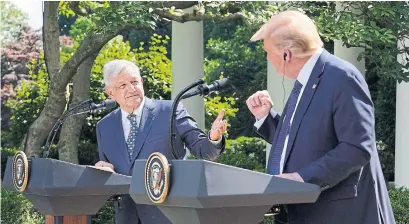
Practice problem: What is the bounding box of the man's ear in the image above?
[104,87,113,99]
[283,48,292,62]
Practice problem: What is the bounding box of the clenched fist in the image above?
[246,90,274,120]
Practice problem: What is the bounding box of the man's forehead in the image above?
[116,71,140,80]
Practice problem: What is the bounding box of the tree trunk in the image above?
[57,53,97,164]
[22,6,123,157]
[42,1,60,81]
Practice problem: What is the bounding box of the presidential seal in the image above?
[12,151,29,192]
[145,152,170,203]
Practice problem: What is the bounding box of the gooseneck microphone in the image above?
[181,78,231,99]
[42,99,116,158]
[169,78,232,159]
[79,99,117,115]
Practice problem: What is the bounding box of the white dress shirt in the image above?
[121,97,146,140]
[255,48,324,174]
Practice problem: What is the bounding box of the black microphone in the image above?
[181,78,232,99]
[88,99,117,114]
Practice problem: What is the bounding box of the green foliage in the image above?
[1,147,18,180]
[291,1,409,82]
[203,1,275,27]
[204,25,268,138]
[216,137,267,172]
[89,34,172,103]
[61,1,156,33]
[92,201,115,224]
[69,17,94,41]
[4,57,49,147]
[78,140,99,165]
[0,1,28,46]
[373,76,396,182]
[389,187,409,224]
[92,2,156,32]
[134,34,172,99]
[1,187,44,224]
[204,94,238,132]
[59,1,110,18]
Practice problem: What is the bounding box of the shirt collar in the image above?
[121,97,146,118]
[297,48,323,86]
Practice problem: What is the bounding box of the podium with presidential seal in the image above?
[3,151,132,224]
[3,150,321,224]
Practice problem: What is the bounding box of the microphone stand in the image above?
[42,99,93,158]
[169,79,205,159]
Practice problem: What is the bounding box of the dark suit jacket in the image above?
[96,98,225,224]
[256,50,395,224]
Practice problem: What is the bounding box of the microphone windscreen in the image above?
[104,99,117,109]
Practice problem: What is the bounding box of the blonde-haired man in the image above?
[247,11,395,224]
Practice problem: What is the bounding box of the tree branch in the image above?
[43,1,60,81]
[57,52,98,164]
[23,28,124,157]
[55,29,122,91]
[70,1,88,17]
[156,1,199,9]
[152,8,245,24]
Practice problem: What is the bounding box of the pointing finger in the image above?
[217,109,225,120]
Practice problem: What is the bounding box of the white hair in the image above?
[103,59,141,86]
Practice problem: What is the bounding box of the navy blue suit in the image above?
[96,98,225,224]
[256,50,395,224]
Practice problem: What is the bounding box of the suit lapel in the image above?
[284,50,328,165]
[130,98,156,163]
[111,109,131,166]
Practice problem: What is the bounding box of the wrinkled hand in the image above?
[246,90,274,120]
[94,161,115,173]
[210,109,228,141]
[275,172,304,182]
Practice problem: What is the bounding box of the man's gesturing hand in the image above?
[246,90,274,120]
[210,109,228,141]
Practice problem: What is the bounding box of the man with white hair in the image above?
[94,59,228,224]
[247,10,395,224]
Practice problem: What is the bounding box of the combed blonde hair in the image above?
[251,10,323,58]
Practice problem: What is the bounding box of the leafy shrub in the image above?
[91,201,115,224]
[216,136,267,173]
[1,187,44,224]
[1,147,18,180]
[389,187,409,224]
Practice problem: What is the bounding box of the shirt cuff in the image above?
[253,109,278,130]
[208,131,222,145]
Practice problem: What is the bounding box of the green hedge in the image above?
[1,187,44,224]
[216,136,267,172]
[389,187,409,224]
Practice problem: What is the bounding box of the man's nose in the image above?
[126,83,136,92]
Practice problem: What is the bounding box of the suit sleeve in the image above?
[297,73,373,189]
[254,110,281,144]
[96,122,108,162]
[175,102,225,161]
